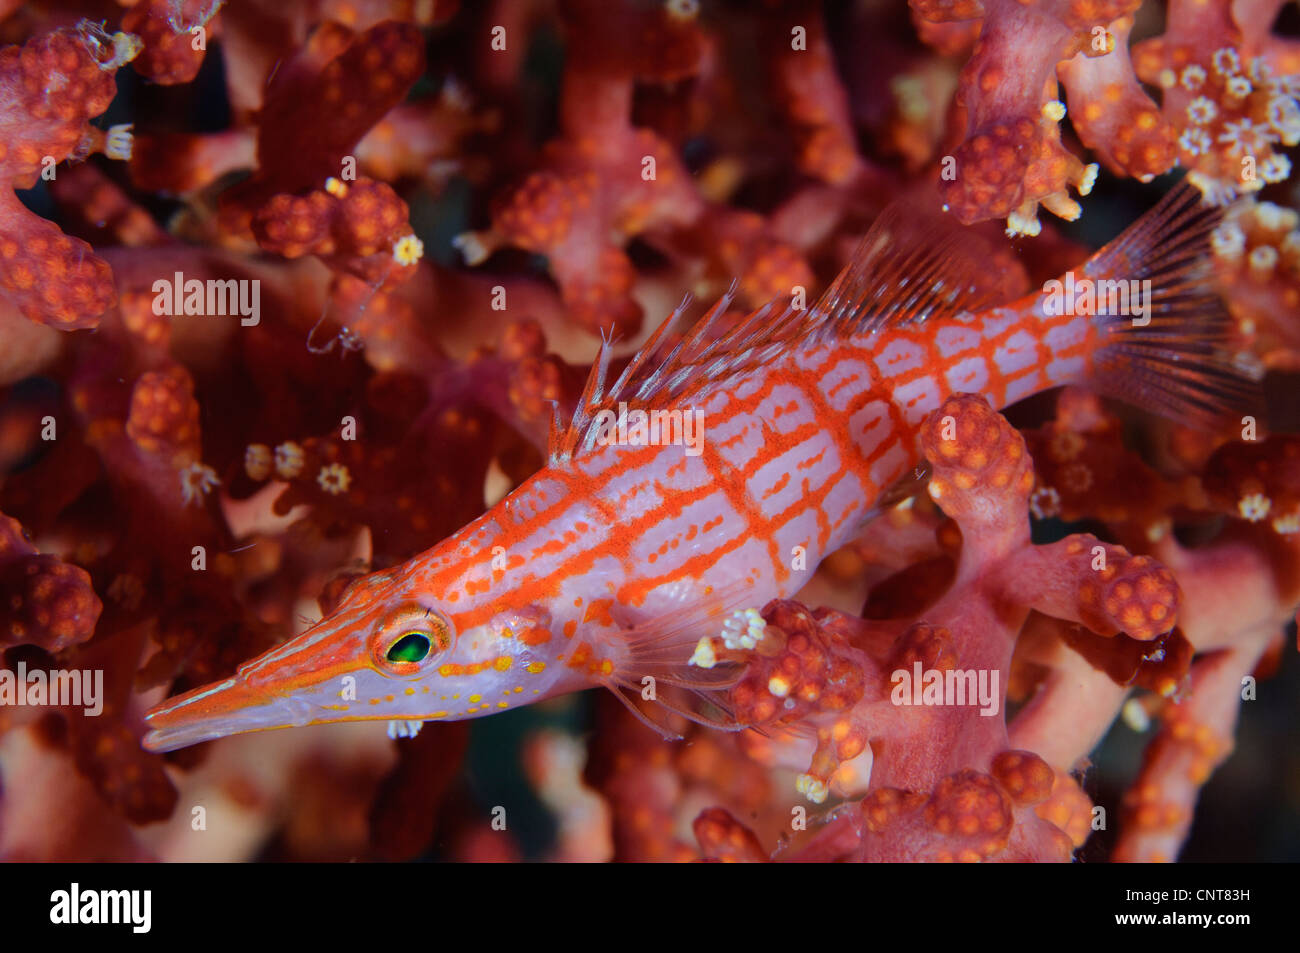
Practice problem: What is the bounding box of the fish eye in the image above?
[387,632,431,663]
[371,605,452,675]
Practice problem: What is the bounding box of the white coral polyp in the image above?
[1211,47,1241,77]
[1267,95,1300,146]
[1211,221,1247,258]
[1180,64,1207,92]
[1178,128,1211,156]
[1259,154,1292,184]
[721,608,767,650]
[1218,117,1279,156]
[1185,96,1217,126]
[179,462,220,506]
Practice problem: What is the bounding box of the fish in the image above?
[142,183,1258,752]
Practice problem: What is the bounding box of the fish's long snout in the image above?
[142,673,316,753]
[142,602,373,752]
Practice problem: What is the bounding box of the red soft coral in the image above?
[0,21,139,328]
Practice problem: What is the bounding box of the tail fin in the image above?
[1081,182,1263,427]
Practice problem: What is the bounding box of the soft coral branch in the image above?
[696,393,1191,860]
[0,21,140,328]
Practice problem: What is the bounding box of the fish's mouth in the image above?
[142,675,324,753]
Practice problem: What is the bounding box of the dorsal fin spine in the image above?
[549,199,1003,467]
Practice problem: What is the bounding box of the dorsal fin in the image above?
[548,198,1009,467]
[808,199,1007,340]
[549,284,805,464]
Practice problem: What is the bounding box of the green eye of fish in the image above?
[386,632,432,663]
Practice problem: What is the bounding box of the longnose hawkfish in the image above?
[143,183,1257,752]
